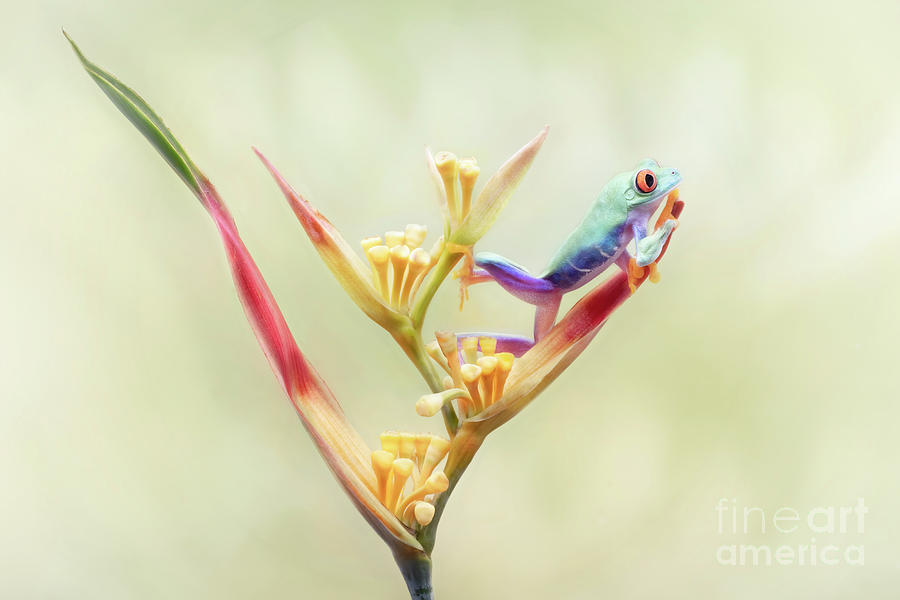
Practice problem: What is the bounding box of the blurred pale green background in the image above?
[2,0,899,597]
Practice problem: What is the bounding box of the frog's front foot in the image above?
[621,218,678,292]
[448,243,492,309]
[635,218,677,267]
[455,268,494,308]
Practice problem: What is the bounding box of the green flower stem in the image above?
[392,324,442,392]
[394,547,434,600]
[403,247,465,436]
[405,247,491,549]
[391,322,459,436]
[410,250,462,331]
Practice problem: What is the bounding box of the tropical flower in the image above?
[67,32,683,600]
[66,32,434,584]
[253,127,547,333]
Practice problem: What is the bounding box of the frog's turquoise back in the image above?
[539,193,629,290]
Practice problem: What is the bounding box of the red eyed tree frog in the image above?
[462,159,681,346]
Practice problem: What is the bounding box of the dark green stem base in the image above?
[394,550,434,600]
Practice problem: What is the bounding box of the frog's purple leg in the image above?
[455,332,535,357]
[474,252,564,341]
[475,252,557,302]
[533,294,562,341]
[461,267,495,285]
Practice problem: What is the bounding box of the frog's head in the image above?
[605,158,681,214]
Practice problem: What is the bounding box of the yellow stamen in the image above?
[429,237,445,265]
[493,352,514,401]
[374,431,449,527]
[404,224,427,249]
[461,363,483,414]
[385,458,415,513]
[429,470,450,493]
[367,245,391,300]
[479,337,496,357]
[416,393,444,418]
[648,262,661,283]
[414,434,432,469]
[362,226,437,309]
[361,238,383,291]
[413,501,435,527]
[400,500,418,523]
[400,248,431,307]
[398,432,416,460]
[416,388,467,417]
[456,396,471,419]
[389,245,410,306]
[398,471,450,515]
[477,355,497,375]
[384,230,405,248]
[371,450,394,504]
[441,375,470,416]
[461,336,478,365]
[458,158,479,220]
[436,332,464,389]
[380,431,400,457]
[426,340,450,374]
[434,152,460,225]
[419,436,450,483]
[477,356,498,407]
[361,236,382,253]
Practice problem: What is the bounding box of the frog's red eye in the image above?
[635,169,657,193]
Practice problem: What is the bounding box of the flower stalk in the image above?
[66,31,426,557]
[68,31,684,599]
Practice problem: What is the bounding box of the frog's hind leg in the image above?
[475,252,563,342]
[474,252,558,304]
[533,294,562,341]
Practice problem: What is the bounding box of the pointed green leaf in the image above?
[64,31,202,196]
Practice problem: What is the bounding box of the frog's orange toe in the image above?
[626,258,645,294]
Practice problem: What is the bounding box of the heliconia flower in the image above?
[65,32,435,574]
[356,225,444,311]
[253,150,458,362]
[255,128,548,327]
[68,30,686,599]
[418,334,516,420]
[370,432,451,529]
[253,150,406,332]
[426,127,548,247]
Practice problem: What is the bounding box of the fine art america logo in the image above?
[715,498,867,567]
